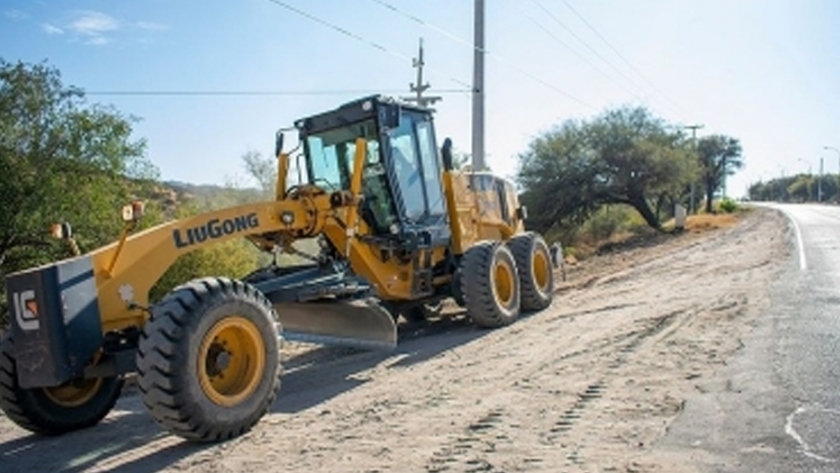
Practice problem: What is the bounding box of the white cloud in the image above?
[86,36,109,46]
[44,10,164,47]
[41,23,64,35]
[136,21,167,31]
[68,11,119,36]
[4,9,29,21]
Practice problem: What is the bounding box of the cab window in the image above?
[388,112,446,222]
[389,117,426,222]
[305,120,399,233]
[416,120,445,215]
[306,120,378,190]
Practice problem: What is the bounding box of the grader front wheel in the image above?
[0,332,123,435]
[137,277,281,442]
[459,241,521,327]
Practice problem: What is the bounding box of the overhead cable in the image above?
[526,15,648,104]
[560,0,685,114]
[84,89,469,96]
[369,0,596,110]
[530,0,652,102]
[266,0,471,89]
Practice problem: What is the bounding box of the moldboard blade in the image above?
[274,299,397,350]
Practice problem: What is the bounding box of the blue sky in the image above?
[2,0,839,197]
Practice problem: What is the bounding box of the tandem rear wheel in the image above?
[508,232,554,311]
[459,241,522,327]
[457,235,555,328]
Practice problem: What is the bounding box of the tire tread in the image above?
[459,241,521,328]
[137,276,281,442]
[508,232,554,311]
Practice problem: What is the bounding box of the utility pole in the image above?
[824,146,840,203]
[471,0,485,171]
[403,38,441,110]
[683,124,704,213]
[819,156,824,202]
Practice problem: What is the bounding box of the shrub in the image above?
[718,197,739,213]
[580,205,636,243]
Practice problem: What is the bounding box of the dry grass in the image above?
[684,213,741,232]
[569,210,747,263]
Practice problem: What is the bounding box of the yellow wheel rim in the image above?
[43,378,103,408]
[493,259,515,306]
[198,316,266,407]
[533,249,550,291]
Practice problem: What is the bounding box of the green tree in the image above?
[241,149,276,197]
[517,106,697,232]
[238,147,317,200]
[0,59,155,324]
[696,135,743,213]
[450,149,472,171]
[786,175,813,202]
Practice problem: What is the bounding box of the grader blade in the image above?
[274,299,397,350]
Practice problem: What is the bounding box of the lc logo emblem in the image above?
[13,290,39,331]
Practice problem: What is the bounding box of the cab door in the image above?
[385,111,447,233]
[383,110,450,297]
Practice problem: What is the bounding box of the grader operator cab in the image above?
[1,96,555,442]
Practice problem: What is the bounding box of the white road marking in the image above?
[778,207,807,271]
[784,406,836,463]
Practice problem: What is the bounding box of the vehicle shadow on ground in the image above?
[1,311,491,472]
[0,401,212,473]
[273,311,489,413]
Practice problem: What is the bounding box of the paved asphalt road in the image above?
[661,204,840,472]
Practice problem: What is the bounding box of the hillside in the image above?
[160,180,266,209]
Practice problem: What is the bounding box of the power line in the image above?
[560,0,684,114]
[84,89,469,97]
[369,0,473,50]
[485,52,596,109]
[369,0,596,110]
[529,0,655,105]
[526,15,647,104]
[266,0,471,89]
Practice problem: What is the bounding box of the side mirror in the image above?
[51,222,81,256]
[515,205,528,220]
[441,138,454,171]
[51,222,72,240]
[274,130,285,157]
[121,201,146,223]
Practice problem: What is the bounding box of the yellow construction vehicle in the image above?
[0,96,555,442]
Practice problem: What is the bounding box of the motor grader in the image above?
[0,96,555,442]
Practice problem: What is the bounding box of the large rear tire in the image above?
[0,332,123,435]
[137,277,281,442]
[459,241,521,327]
[508,232,554,311]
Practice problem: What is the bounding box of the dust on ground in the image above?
[0,208,791,473]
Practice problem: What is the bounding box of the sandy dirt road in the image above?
[0,208,790,473]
